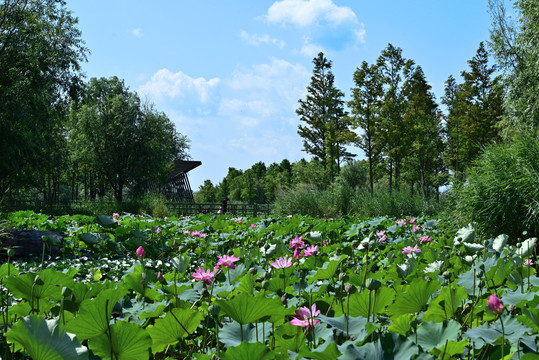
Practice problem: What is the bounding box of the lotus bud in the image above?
[7,248,15,257]
[338,272,349,282]
[249,267,257,275]
[34,275,44,285]
[157,271,164,282]
[345,284,357,294]
[366,279,381,291]
[62,287,72,297]
[261,280,270,290]
[443,271,451,280]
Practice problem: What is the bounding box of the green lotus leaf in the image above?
[66,287,127,340]
[516,238,537,257]
[388,313,412,337]
[309,255,347,282]
[0,262,19,278]
[389,278,441,317]
[431,340,470,360]
[216,294,291,324]
[96,214,118,228]
[318,314,374,340]
[424,286,468,322]
[4,269,74,312]
[221,341,275,360]
[79,233,99,246]
[416,320,460,351]
[455,224,476,244]
[146,307,204,353]
[344,286,395,318]
[464,314,533,349]
[89,321,151,360]
[488,234,508,253]
[6,315,88,360]
[219,321,271,348]
[296,342,342,360]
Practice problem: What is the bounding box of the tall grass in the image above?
[453,135,539,240]
[273,183,443,218]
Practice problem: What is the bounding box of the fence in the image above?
[171,203,272,217]
[2,199,273,217]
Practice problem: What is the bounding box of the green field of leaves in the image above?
[1,210,538,359]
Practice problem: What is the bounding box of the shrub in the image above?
[454,135,539,240]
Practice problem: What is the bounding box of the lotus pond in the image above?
[0,210,538,359]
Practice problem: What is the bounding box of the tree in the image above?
[443,42,503,178]
[402,66,446,197]
[489,0,539,137]
[0,0,87,195]
[69,76,189,202]
[297,52,354,182]
[198,180,216,203]
[349,60,384,193]
[376,44,415,190]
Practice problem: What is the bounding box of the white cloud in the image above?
[355,24,366,43]
[137,69,220,103]
[300,41,325,57]
[227,58,310,107]
[240,30,286,48]
[132,28,144,38]
[265,0,357,27]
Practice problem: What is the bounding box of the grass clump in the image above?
[453,135,539,240]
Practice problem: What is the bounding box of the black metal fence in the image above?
[1,199,273,217]
[170,203,272,217]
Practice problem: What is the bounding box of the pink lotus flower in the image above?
[290,303,321,332]
[402,244,421,254]
[270,256,293,269]
[524,258,534,267]
[183,230,190,235]
[412,225,422,232]
[487,294,504,315]
[287,214,293,218]
[303,245,319,257]
[216,255,240,269]
[293,248,302,260]
[322,240,328,246]
[419,235,432,244]
[250,224,257,229]
[164,217,168,220]
[396,219,406,226]
[112,212,120,220]
[156,227,162,235]
[408,218,416,224]
[191,267,214,285]
[376,230,387,242]
[289,236,305,250]
[136,246,146,258]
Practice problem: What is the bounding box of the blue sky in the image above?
[68,0,493,190]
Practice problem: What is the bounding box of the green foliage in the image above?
[453,135,539,239]
[297,52,355,181]
[6,315,88,360]
[273,185,442,218]
[0,0,87,197]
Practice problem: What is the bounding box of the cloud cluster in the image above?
[265,0,357,27]
[263,0,366,53]
[137,69,220,103]
[240,30,286,48]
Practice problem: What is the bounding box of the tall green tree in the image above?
[69,77,189,202]
[0,0,87,195]
[297,52,353,181]
[349,60,384,193]
[376,44,415,190]
[443,42,503,178]
[489,0,539,137]
[402,66,446,197]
